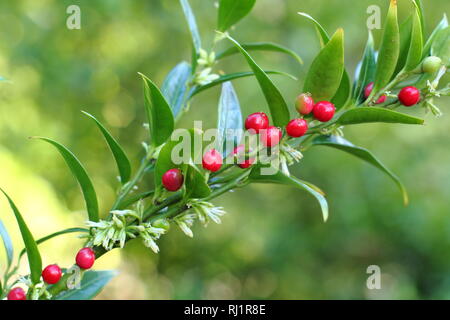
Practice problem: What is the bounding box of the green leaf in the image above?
[431,27,450,66]
[0,218,13,271]
[223,33,290,127]
[336,107,424,126]
[331,69,351,109]
[82,112,132,184]
[312,135,408,205]
[412,0,425,40]
[186,165,211,198]
[393,15,413,76]
[217,82,243,157]
[216,42,303,64]
[371,0,400,95]
[179,0,201,56]
[303,28,345,101]
[161,61,192,117]
[154,140,182,189]
[139,73,175,147]
[353,31,377,103]
[249,170,329,222]
[190,70,297,98]
[33,137,99,222]
[423,14,448,58]
[0,189,42,284]
[297,12,329,48]
[217,0,256,32]
[18,228,89,261]
[55,270,118,300]
[402,5,423,72]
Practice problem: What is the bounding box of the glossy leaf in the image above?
[140,73,175,147]
[303,29,345,101]
[297,12,329,48]
[371,0,399,95]
[0,218,13,270]
[19,228,89,260]
[217,0,256,32]
[179,0,201,55]
[223,34,290,127]
[412,0,425,39]
[33,137,99,222]
[353,31,377,102]
[403,6,423,71]
[332,69,351,109]
[82,112,131,184]
[190,70,297,98]
[161,61,192,117]
[154,140,182,189]
[0,189,42,284]
[431,27,450,65]
[312,135,408,205]
[216,42,303,64]
[393,15,413,77]
[423,14,448,58]
[217,82,243,157]
[55,270,118,300]
[186,165,211,198]
[337,107,424,126]
[249,170,329,222]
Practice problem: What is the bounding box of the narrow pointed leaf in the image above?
[298,12,329,47]
[179,0,201,55]
[431,27,450,65]
[216,42,303,64]
[393,15,413,76]
[0,189,42,284]
[0,218,13,270]
[412,0,425,39]
[353,31,377,102]
[218,0,256,32]
[161,61,192,117]
[423,14,448,58]
[217,82,243,157]
[33,137,99,222]
[331,69,351,109]
[55,270,118,300]
[249,170,328,222]
[312,135,408,205]
[337,107,424,125]
[403,6,423,71]
[139,73,175,147]
[303,29,345,101]
[186,165,211,198]
[223,34,290,126]
[82,112,131,184]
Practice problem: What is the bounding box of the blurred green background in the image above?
[0,0,449,299]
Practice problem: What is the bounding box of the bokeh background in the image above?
[0,0,449,299]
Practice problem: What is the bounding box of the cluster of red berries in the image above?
[364,82,421,107]
[7,247,95,300]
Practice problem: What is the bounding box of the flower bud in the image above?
[422,56,442,74]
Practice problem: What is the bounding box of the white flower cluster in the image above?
[193,49,220,85]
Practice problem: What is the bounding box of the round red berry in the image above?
[245,112,269,134]
[42,264,62,284]
[76,247,95,269]
[398,86,420,106]
[202,149,223,172]
[233,145,255,169]
[162,168,184,192]
[364,82,386,104]
[313,101,335,122]
[286,119,308,138]
[295,93,314,115]
[7,287,26,300]
[260,126,282,147]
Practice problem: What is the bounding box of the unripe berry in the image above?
[364,82,387,104]
[313,101,335,122]
[162,168,184,192]
[42,264,62,284]
[422,56,442,73]
[260,126,282,147]
[286,119,308,138]
[233,145,255,169]
[295,93,314,115]
[398,86,420,106]
[202,149,223,172]
[7,287,26,300]
[245,112,269,134]
[76,247,95,269]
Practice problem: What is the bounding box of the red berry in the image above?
[295,93,314,115]
[313,101,335,122]
[286,119,308,138]
[233,145,255,169]
[260,126,282,147]
[245,112,269,134]
[7,287,26,300]
[42,264,62,284]
[162,168,184,192]
[398,86,420,106]
[364,82,386,104]
[76,247,95,269]
[202,149,223,172]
